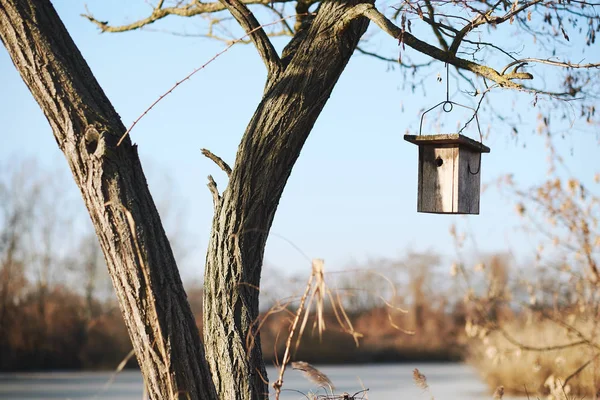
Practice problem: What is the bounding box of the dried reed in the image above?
[273,259,328,399]
[292,361,335,392]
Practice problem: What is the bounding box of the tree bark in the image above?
[202,2,369,399]
[1,0,370,398]
[0,2,216,399]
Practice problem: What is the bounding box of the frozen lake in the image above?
[0,363,526,399]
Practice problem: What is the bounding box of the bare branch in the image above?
[356,46,434,68]
[397,1,462,34]
[501,58,600,75]
[201,148,232,177]
[117,17,296,145]
[459,38,521,61]
[498,328,589,352]
[356,46,398,63]
[217,0,282,76]
[294,0,314,32]
[85,0,283,75]
[562,352,600,387]
[448,0,544,55]
[261,3,294,36]
[424,0,449,51]
[82,0,292,33]
[530,305,600,352]
[351,4,532,89]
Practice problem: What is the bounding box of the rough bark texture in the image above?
[1,0,370,399]
[0,2,216,399]
[202,1,369,399]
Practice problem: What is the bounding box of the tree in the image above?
[0,162,38,364]
[0,0,598,399]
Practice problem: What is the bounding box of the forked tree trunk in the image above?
[0,1,216,399]
[203,3,368,398]
[0,0,369,399]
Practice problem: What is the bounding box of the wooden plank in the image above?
[418,146,457,213]
[457,147,481,214]
[404,134,490,153]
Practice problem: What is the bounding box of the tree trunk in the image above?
[0,2,216,399]
[1,0,370,398]
[202,2,369,399]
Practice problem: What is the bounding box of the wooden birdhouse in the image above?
[404,133,490,215]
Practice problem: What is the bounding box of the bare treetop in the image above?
[83,0,600,96]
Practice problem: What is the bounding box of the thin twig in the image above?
[562,352,600,388]
[501,58,600,75]
[90,349,136,400]
[216,0,282,75]
[273,260,317,400]
[116,14,308,146]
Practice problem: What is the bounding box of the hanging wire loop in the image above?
[418,100,481,141]
[418,104,484,176]
[417,63,486,175]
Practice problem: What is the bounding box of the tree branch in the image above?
[82,0,292,33]
[563,352,600,387]
[261,3,294,36]
[448,0,544,55]
[356,46,434,68]
[498,328,589,352]
[84,0,283,75]
[201,148,232,177]
[501,58,600,75]
[397,0,461,34]
[459,37,521,61]
[351,4,532,89]
[424,0,449,51]
[294,0,315,32]
[217,0,282,76]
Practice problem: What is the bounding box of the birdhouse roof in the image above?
[404,134,490,153]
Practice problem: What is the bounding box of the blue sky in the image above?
[1,1,598,280]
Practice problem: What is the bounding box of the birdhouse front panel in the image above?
[418,145,458,213]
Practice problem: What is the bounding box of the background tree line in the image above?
[1,153,598,397]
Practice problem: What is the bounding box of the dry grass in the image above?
[468,318,600,398]
[292,361,335,392]
[271,259,365,399]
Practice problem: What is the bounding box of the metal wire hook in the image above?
[468,154,482,175]
[418,63,484,175]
